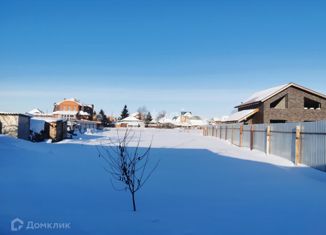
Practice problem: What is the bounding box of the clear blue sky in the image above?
[1,0,326,118]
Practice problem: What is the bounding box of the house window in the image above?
[270,95,288,109]
[304,97,321,110]
[270,120,286,123]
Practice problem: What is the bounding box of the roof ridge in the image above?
[236,83,326,108]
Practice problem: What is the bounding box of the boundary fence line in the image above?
[203,121,326,172]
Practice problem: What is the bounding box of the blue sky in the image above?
[1,0,326,118]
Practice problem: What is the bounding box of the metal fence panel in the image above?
[205,122,326,172]
[227,125,233,142]
[212,126,216,137]
[270,123,299,162]
[207,126,213,136]
[242,125,251,148]
[253,124,267,152]
[301,121,326,172]
[221,125,226,140]
[216,125,220,138]
[232,124,241,146]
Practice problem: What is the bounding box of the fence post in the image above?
[231,126,234,144]
[225,126,227,140]
[266,125,271,154]
[239,125,243,147]
[295,125,301,165]
[220,125,222,139]
[250,125,254,150]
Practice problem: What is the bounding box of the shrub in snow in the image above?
[85,128,96,135]
[97,129,159,212]
[29,131,45,142]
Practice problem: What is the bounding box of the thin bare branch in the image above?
[97,129,158,211]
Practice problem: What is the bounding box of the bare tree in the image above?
[156,110,167,122]
[137,106,148,121]
[97,129,159,212]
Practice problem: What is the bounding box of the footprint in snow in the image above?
[151,219,160,223]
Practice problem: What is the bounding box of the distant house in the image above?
[53,98,94,121]
[211,116,229,125]
[27,108,44,116]
[161,112,207,128]
[116,116,145,128]
[180,111,192,124]
[130,112,142,120]
[27,108,53,118]
[188,115,207,127]
[0,112,30,140]
[226,83,326,124]
[159,117,175,125]
[76,120,100,132]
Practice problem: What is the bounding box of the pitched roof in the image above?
[55,98,82,106]
[189,119,208,126]
[31,117,63,123]
[0,112,30,117]
[53,110,78,115]
[130,112,140,118]
[213,116,229,122]
[120,116,141,122]
[27,108,44,115]
[226,109,259,122]
[236,83,326,108]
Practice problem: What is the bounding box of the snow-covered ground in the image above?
[1,128,326,235]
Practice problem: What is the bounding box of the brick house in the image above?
[180,112,192,124]
[226,83,326,124]
[53,98,94,121]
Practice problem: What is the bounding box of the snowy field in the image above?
[1,128,326,235]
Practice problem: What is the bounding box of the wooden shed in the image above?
[0,112,30,140]
[46,119,67,142]
[30,117,67,142]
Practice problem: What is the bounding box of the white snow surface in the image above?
[188,119,207,126]
[121,116,141,122]
[1,129,326,235]
[32,117,63,123]
[27,108,44,115]
[241,83,288,105]
[158,117,174,124]
[52,110,78,115]
[78,111,90,116]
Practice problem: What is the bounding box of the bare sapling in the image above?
[98,129,159,212]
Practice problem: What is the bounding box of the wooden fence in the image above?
[203,121,326,172]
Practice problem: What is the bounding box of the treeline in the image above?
[94,105,166,127]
